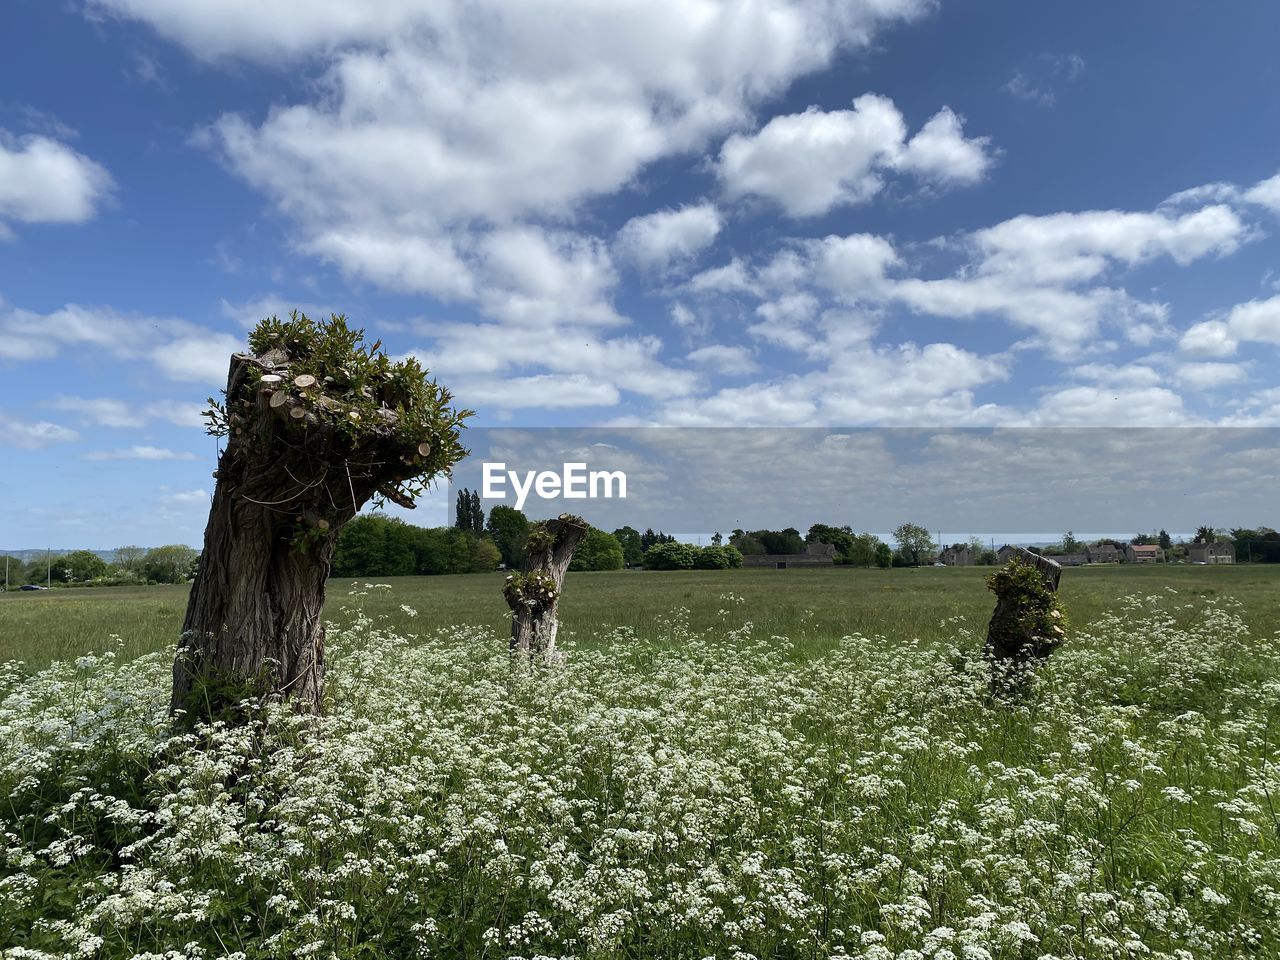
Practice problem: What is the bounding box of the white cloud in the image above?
[152,333,245,384]
[456,374,620,411]
[46,395,210,430]
[970,205,1249,286]
[48,396,147,429]
[0,416,80,449]
[1001,53,1085,106]
[1178,320,1237,358]
[0,131,113,230]
[161,488,210,506]
[615,204,722,272]
[686,344,759,376]
[717,94,993,216]
[1243,171,1280,214]
[1177,361,1247,391]
[896,107,994,185]
[1027,386,1192,426]
[131,0,929,310]
[83,446,198,461]
[1180,294,1280,357]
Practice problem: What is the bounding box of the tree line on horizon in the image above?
[0,544,198,588]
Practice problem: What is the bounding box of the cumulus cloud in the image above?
[1242,171,1280,214]
[615,204,722,272]
[83,446,198,461]
[0,297,245,385]
[1180,294,1280,357]
[0,131,113,232]
[686,344,759,376]
[717,94,993,216]
[0,415,80,449]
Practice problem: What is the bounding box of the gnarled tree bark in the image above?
[985,547,1065,687]
[503,514,587,661]
[173,318,467,719]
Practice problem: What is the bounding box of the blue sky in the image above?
[2,0,1280,547]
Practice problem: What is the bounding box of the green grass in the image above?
[2,575,1278,957]
[3,564,1278,668]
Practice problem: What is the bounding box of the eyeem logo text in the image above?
[482,462,627,511]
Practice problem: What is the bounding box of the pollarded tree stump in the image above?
[503,514,587,661]
[985,547,1067,689]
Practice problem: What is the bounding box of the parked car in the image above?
[19,584,47,591]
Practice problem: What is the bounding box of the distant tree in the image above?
[1060,531,1083,553]
[807,523,856,563]
[25,555,61,584]
[732,527,804,555]
[60,550,108,582]
[847,533,885,568]
[874,543,893,568]
[454,487,485,534]
[469,536,501,573]
[114,545,147,573]
[1158,529,1172,550]
[144,545,199,584]
[729,531,766,555]
[640,528,676,552]
[642,541,697,570]
[693,544,743,569]
[569,527,626,572]
[333,515,392,577]
[611,526,644,567]
[892,523,935,567]
[0,555,22,588]
[711,531,723,547]
[487,505,530,567]
[1194,525,1216,544]
[979,549,999,566]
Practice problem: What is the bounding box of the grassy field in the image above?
[2,564,1279,957]
[2,563,1278,668]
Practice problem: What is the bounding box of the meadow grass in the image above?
[2,564,1278,668]
[1,580,1278,958]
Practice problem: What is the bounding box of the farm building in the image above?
[1125,543,1163,563]
[1086,542,1122,563]
[996,544,1020,564]
[939,544,974,566]
[741,542,836,569]
[1188,541,1235,564]
[1045,553,1087,566]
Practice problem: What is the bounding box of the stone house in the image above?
[1188,541,1235,564]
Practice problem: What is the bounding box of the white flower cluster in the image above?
[1,594,1277,958]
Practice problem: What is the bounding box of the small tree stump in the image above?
[985,547,1067,689]
[504,514,587,661]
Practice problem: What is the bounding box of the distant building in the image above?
[938,544,974,566]
[996,544,1020,564]
[741,541,836,569]
[1188,541,1235,564]
[1045,553,1087,566]
[1125,543,1163,563]
[1086,542,1122,564]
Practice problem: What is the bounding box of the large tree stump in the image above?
[173,314,468,719]
[503,514,587,660]
[985,547,1066,688]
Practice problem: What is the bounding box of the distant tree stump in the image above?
[504,514,587,661]
[985,547,1067,689]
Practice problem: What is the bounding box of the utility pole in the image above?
[47,548,51,588]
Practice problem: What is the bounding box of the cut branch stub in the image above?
[985,547,1067,689]
[294,373,317,388]
[504,514,588,661]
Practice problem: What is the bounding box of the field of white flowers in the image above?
[2,589,1278,960]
